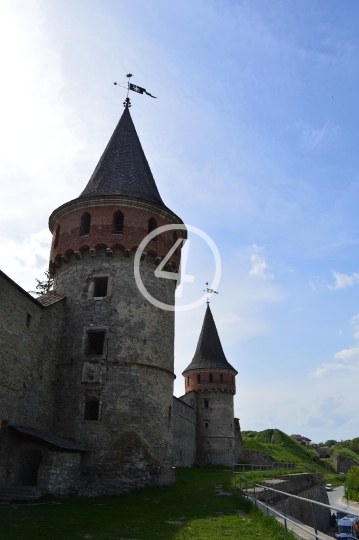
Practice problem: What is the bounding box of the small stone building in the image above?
[0,101,242,498]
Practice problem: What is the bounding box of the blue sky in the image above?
[1,0,359,443]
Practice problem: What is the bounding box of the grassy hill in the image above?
[334,446,359,465]
[242,429,324,470]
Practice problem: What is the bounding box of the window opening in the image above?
[94,277,108,297]
[26,313,32,328]
[80,212,91,236]
[113,210,124,234]
[205,422,208,428]
[209,373,213,383]
[197,374,200,384]
[204,399,209,408]
[86,331,106,356]
[220,374,223,383]
[84,398,99,420]
[148,217,157,242]
[54,224,60,248]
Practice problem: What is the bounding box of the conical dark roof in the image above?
[79,106,165,206]
[183,305,237,374]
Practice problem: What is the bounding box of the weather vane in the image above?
[203,282,219,304]
[114,73,157,108]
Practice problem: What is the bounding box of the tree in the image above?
[325,439,337,447]
[29,270,53,296]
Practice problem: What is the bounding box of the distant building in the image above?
[291,434,311,446]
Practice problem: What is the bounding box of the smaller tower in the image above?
[182,305,238,466]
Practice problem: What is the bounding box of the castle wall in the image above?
[52,248,176,493]
[332,453,357,473]
[0,271,63,430]
[172,395,196,467]
[196,390,236,466]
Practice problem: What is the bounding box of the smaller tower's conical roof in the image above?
[183,305,237,374]
[79,105,165,206]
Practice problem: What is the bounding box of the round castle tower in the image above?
[182,305,238,466]
[48,102,185,494]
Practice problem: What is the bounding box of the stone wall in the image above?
[333,453,358,473]
[0,425,81,494]
[234,418,243,461]
[172,395,196,467]
[53,248,176,493]
[0,270,63,431]
[196,390,236,466]
[259,473,330,533]
[240,449,275,466]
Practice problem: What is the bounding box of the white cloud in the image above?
[249,245,274,280]
[300,123,340,151]
[334,347,359,362]
[0,229,52,292]
[328,271,359,290]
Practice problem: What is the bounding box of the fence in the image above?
[233,467,359,540]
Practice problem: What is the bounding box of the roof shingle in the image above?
[183,305,237,374]
[9,425,88,452]
[80,106,165,206]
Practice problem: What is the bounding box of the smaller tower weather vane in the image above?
[204,282,219,304]
[114,74,157,108]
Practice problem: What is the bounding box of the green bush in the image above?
[345,466,359,502]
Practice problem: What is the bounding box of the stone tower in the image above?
[48,103,185,494]
[182,305,238,466]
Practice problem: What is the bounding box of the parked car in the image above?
[326,483,333,491]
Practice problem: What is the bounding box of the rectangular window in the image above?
[94,277,108,297]
[205,422,208,428]
[26,313,32,327]
[204,399,209,408]
[86,331,106,356]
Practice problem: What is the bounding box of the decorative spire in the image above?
[79,106,165,206]
[182,305,237,374]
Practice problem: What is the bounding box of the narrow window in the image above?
[80,212,91,236]
[204,399,209,408]
[220,374,223,384]
[205,422,208,429]
[113,210,124,234]
[54,224,60,248]
[209,373,213,383]
[148,217,157,242]
[94,277,108,297]
[84,398,99,421]
[197,374,200,384]
[26,313,32,327]
[86,331,106,356]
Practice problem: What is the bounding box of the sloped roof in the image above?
[79,106,165,206]
[36,290,65,307]
[8,425,88,452]
[183,305,237,374]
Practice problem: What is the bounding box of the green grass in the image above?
[241,428,346,487]
[242,429,320,469]
[334,447,359,465]
[0,468,296,540]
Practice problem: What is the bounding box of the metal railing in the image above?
[233,471,359,540]
[233,462,305,473]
